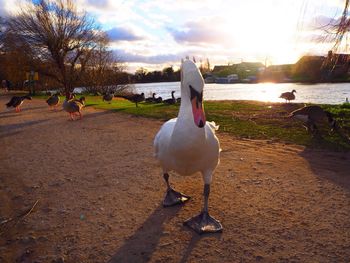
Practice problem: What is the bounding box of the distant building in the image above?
[292,55,326,82]
[227,74,239,83]
[209,51,350,83]
[322,50,350,80]
[215,77,230,84]
[203,73,215,83]
[260,64,294,82]
[211,62,264,82]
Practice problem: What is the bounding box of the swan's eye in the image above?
[189,85,203,103]
[189,85,196,100]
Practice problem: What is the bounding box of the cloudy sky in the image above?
[1,0,347,72]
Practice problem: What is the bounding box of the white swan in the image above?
[154,59,222,234]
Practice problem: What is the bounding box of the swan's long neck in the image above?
[176,84,205,133]
[177,87,192,122]
[171,85,205,152]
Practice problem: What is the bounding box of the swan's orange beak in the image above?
[190,85,206,128]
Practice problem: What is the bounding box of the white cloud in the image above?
[106,26,145,42]
[167,18,228,45]
[1,0,345,72]
[1,0,34,17]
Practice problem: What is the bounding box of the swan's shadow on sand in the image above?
[179,231,222,263]
[299,148,350,192]
[108,205,182,262]
[108,203,222,263]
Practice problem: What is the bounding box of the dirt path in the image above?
[0,96,349,263]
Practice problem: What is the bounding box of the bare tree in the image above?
[0,18,36,89]
[83,33,126,94]
[5,0,102,93]
[317,0,350,51]
[333,0,350,50]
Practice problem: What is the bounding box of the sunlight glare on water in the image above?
[133,82,350,105]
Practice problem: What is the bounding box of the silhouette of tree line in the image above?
[0,0,127,95]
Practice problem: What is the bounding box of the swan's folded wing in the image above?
[153,118,177,158]
[207,121,219,131]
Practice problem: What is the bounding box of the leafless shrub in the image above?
[5,0,102,93]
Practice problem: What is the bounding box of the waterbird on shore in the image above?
[154,59,222,234]
[63,93,85,120]
[163,91,176,104]
[102,93,114,103]
[289,105,336,135]
[154,95,162,103]
[5,95,32,112]
[116,92,145,107]
[145,93,156,103]
[46,94,60,109]
[279,89,296,103]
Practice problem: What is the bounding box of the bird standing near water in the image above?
[289,105,336,135]
[102,93,114,103]
[279,89,296,103]
[6,95,32,112]
[163,90,176,104]
[145,93,156,103]
[154,59,222,234]
[116,92,145,107]
[154,95,163,103]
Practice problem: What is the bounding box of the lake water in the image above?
[132,82,350,105]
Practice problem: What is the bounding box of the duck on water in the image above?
[154,59,222,234]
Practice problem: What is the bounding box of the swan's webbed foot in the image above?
[163,188,190,207]
[162,173,190,207]
[183,211,223,234]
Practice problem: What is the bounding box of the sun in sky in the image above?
[0,0,346,72]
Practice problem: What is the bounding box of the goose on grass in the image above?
[116,92,145,107]
[163,91,176,105]
[102,93,114,103]
[289,105,336,135]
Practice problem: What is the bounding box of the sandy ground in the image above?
[0,95,349,263]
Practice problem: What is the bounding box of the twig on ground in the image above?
[0,200,39,236]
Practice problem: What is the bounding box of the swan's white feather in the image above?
[153,60,220,184]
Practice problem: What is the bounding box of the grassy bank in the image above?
[35,94,350,150]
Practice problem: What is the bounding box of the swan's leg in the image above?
[162,173,190,207]
[184,174,223,234]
